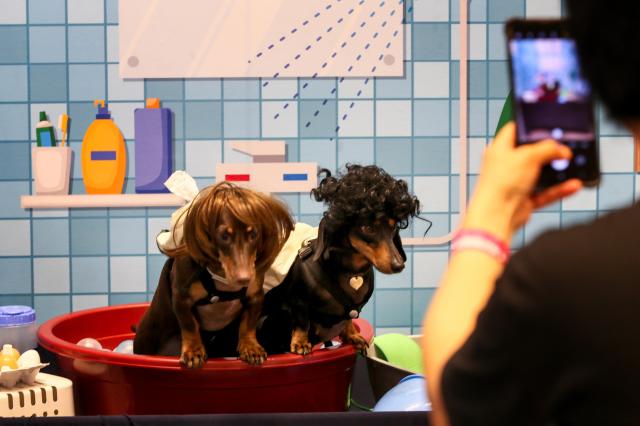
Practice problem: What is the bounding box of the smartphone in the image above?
[506,19,600,189]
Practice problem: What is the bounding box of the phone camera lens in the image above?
[551,128,564,140]
[551,159,570,171]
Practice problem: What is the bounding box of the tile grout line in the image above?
[65,0,73,312]
[26,0,35,311]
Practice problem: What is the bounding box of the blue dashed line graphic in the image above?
[249,0,364,65]
[294,1,402,132]
[262,0,369,89]
[269,0,389,121]
[259,0,403,135]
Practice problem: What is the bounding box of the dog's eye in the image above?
[220,232,231,242]
[360,225,375,235]
[248,230,257,240]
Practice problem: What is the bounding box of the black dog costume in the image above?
[258,164,420,354]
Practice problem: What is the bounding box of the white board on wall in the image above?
[119,0,404,78]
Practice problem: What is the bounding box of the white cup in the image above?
[32,146,72,195]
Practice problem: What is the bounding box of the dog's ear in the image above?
[393,230,406,261]
[312,220,329,262]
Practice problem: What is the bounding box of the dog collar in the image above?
[194,268,247,307]
[207,267,228,285]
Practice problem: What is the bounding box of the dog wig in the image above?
[165,182,294,272]
[312,164,420,250]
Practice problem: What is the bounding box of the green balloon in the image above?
[373,333,423,374]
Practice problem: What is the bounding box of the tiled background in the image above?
[0,0,637,334]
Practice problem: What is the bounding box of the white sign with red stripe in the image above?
[216,162,318,193]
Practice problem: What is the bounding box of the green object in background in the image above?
[373,333,423,374]
[495,91,514,137]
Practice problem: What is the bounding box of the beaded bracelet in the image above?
[451,229,510,264]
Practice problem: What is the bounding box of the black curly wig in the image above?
[311,164,420,234]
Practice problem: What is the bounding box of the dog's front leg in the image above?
[291,326,312,355]
[237,274,267,365]
[172,286,206,368]
[290,302,312,355]
[340,319,369,354]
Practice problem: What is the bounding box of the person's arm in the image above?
[422,123,582,426]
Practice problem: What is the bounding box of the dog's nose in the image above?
[390,260,405,273]
[235,271,251,286]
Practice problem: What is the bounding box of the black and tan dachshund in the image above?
[258,165,420,355]
[133,182,293,367]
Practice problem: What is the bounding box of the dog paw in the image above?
[180,344,207,369]
[290,328,312,355]
[238,340,267,365]
[344,332,369,355]
[290,340,313,356]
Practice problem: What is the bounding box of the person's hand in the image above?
[463,122,583,242]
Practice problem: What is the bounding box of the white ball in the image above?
[113,339,134,354]
[76,338,103,350]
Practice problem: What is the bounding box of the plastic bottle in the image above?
[0,344,20,370]
[36,111,56,147]
[0,305,37,352]
[81,100,127,194]
[134,98,172,193]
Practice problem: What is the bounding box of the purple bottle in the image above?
[134,98,172,193]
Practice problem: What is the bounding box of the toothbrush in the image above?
[58,114,69,147]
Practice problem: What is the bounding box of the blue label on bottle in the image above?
[91,150,117,161]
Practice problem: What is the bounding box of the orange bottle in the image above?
[81,100,127,194]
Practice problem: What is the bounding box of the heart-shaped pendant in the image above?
[349,276,364,291]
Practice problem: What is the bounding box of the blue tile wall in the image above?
[0,26,27,63]
[0,0,634,335]
[0,65,28,101]
[224,102,261,138]
[0,258,32,294]
[29,64,67,102]
[146,80,183,101]
[68,25,105,62]
[29,26,66,63]
[28,0,65,24]
[71,257,109,293]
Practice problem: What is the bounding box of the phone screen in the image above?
[507,20,600,188]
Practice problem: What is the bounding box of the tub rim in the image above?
[38,303,373,372]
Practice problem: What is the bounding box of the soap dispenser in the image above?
[134,98,172,193]
[81,100,127,194]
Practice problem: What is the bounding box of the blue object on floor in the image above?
[373,374,431,412]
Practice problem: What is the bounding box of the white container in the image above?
[0,306,38,353]
[32,146,72,195]
[0,373,74,417]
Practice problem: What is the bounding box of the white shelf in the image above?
[20,194,185,209]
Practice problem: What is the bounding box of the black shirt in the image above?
[441,202,640,425]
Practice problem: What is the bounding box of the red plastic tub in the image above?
[38,303,373,415]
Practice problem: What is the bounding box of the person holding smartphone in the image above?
[422,2,640,425]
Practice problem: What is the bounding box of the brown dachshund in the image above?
[134,182,294,367]
[258,165,420,356]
